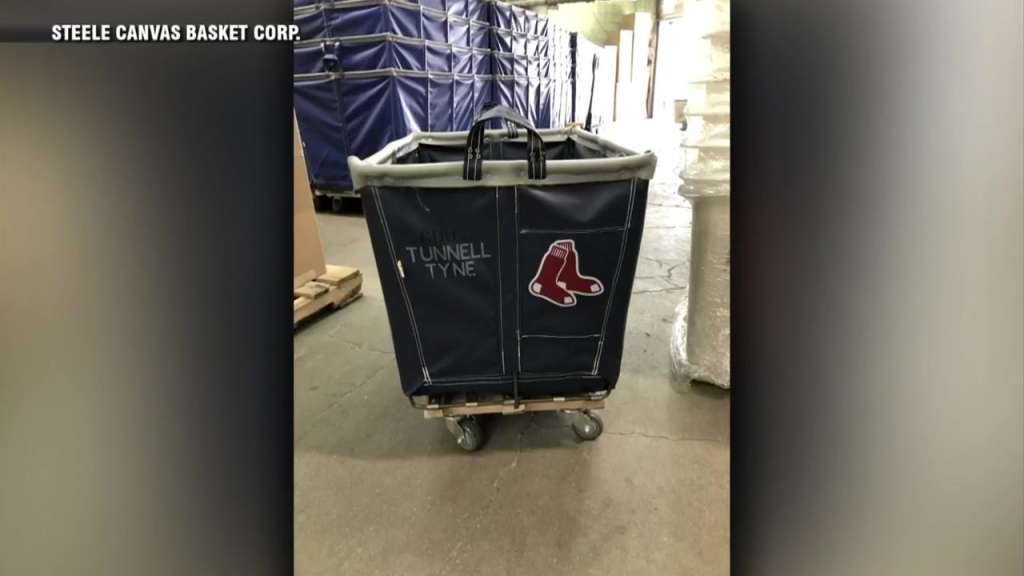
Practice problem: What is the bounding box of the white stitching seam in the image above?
[495,186,505,375]
[373,186,432,386]
[519,226,626,235]
[427,373,604,385]
[520,334,601,339]
[591,177,636,375]
[514,185,522,375]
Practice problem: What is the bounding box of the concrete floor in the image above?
[294,120,730,575]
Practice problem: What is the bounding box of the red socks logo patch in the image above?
[528,239,604,307]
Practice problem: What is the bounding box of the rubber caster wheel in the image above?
[450,417,483,452]
[572,412,603,441]
[341,196,364,213]
[312,193,332,212]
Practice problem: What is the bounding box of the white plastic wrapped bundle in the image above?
[681,148,730,188]
[684,114,731,145]
[672,0,730,388]
[671,192,730,386]
[691,32,731,82]
[707,0,730,32]
[688,77,730,111]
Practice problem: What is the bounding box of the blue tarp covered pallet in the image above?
[295,1,491,46]
[295,69,494,190]
[293,0,577,193]
[294,35,493,75]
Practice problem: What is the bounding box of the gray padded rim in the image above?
[349,127,656,189]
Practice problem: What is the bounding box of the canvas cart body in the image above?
[348,106,656,450]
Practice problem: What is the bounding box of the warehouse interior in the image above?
[293,0,730,573]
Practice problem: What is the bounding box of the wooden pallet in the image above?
[293,264,362,326]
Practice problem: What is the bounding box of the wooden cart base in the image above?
[412,392,609,451]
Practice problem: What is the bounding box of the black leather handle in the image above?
[463,104,547,181]
[322,41,338,72]
[584,53,598,132]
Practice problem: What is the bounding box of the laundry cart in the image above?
[348,105,656,450]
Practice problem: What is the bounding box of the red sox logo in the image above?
[528,239,604,307]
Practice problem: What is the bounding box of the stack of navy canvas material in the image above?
[293,0,576,192]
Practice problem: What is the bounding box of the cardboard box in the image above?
[294,115,327,289]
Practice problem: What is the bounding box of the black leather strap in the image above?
[322,41,338,72]
[463,105,547,181]
[584,53,598,132]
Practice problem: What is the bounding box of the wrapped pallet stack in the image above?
[671,0,731,389]
[292,0,575,194]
